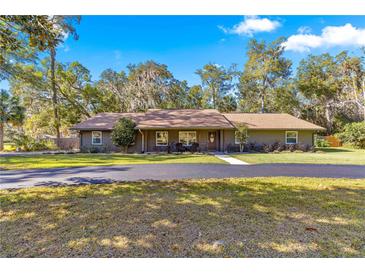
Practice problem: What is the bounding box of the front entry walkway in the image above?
[214,154,250,165]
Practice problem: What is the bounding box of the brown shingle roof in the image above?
[70,109,235,130]
[70,112,145,130]
[71,110,325,131]
[223,113,325,130]
[137,109,234,129]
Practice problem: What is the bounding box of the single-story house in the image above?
[70,109,325,153]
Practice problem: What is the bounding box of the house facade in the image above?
[70,109,325,153]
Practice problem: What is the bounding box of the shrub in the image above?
[190,142,199,153]
[88,147,100,153]
[336,122,365,149]
[270,141,280,151]
[261,142,278,153]
[175,143,185,153]
[246,142,264,152]
[262,143,271,153]
[253,143,263,152]
[155,145,169,153]
[88,146,109,153]
[264,142,280,152]
[277,142,286,152]
[298,143,311,152]
[315,138,330,147]
[286,144,298,152]
[227,143,240,153]
[12,132,57,151]
[3,143,16,152]
[43,139,58,151]
[111,117,136,153]
[247,142,256,151]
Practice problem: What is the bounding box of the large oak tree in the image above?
[239,38,293,113]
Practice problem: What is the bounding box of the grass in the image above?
[1,177,364,257]
[0,153,225,170]
[232,147,365,165]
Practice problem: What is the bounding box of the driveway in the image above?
[1,163,365,189]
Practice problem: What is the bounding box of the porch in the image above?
[140,129,225,153]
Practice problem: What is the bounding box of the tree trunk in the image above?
[50,46,61,147]
[212,87,216,109]
[0,122,3,151]
[362,79,365,122]
[260,92,265,113]
[240,143,244,153]
[325,103,333,134]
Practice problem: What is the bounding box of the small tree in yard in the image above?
[235,123,249,152]
[111,117,136,153]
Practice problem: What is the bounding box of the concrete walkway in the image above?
[214,154,250,165]
[1,163,365,189]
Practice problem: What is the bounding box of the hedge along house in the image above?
[70,109,325,153]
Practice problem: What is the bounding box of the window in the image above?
[156,131,168,146]
[179,131,197,146]
[92,131,102,145]
[285,131,298,144]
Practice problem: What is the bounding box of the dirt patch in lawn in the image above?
[1,177,364,257]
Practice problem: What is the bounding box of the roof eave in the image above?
[70,127,113,131]
[136,126,235,130]
[246,127,326,131]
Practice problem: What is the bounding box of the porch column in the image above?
[79,131,82,150]
[220,130,224,152]
[139,129,145,153]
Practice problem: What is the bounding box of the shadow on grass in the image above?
[317,148,355,153]
[1,178,365,257]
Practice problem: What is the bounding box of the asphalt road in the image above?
[1,163,364,189]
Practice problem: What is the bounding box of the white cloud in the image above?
[283,34,323,52]
[297,26,312,34]
[284,23,365,52]
[219,16,281,36]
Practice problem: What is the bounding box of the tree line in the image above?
[1,16,364,150]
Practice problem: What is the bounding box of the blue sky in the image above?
[2,15,365,89]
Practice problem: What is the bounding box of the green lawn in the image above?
[0,153,225,170]
[1,177,364,257]
[232,147,365,165]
